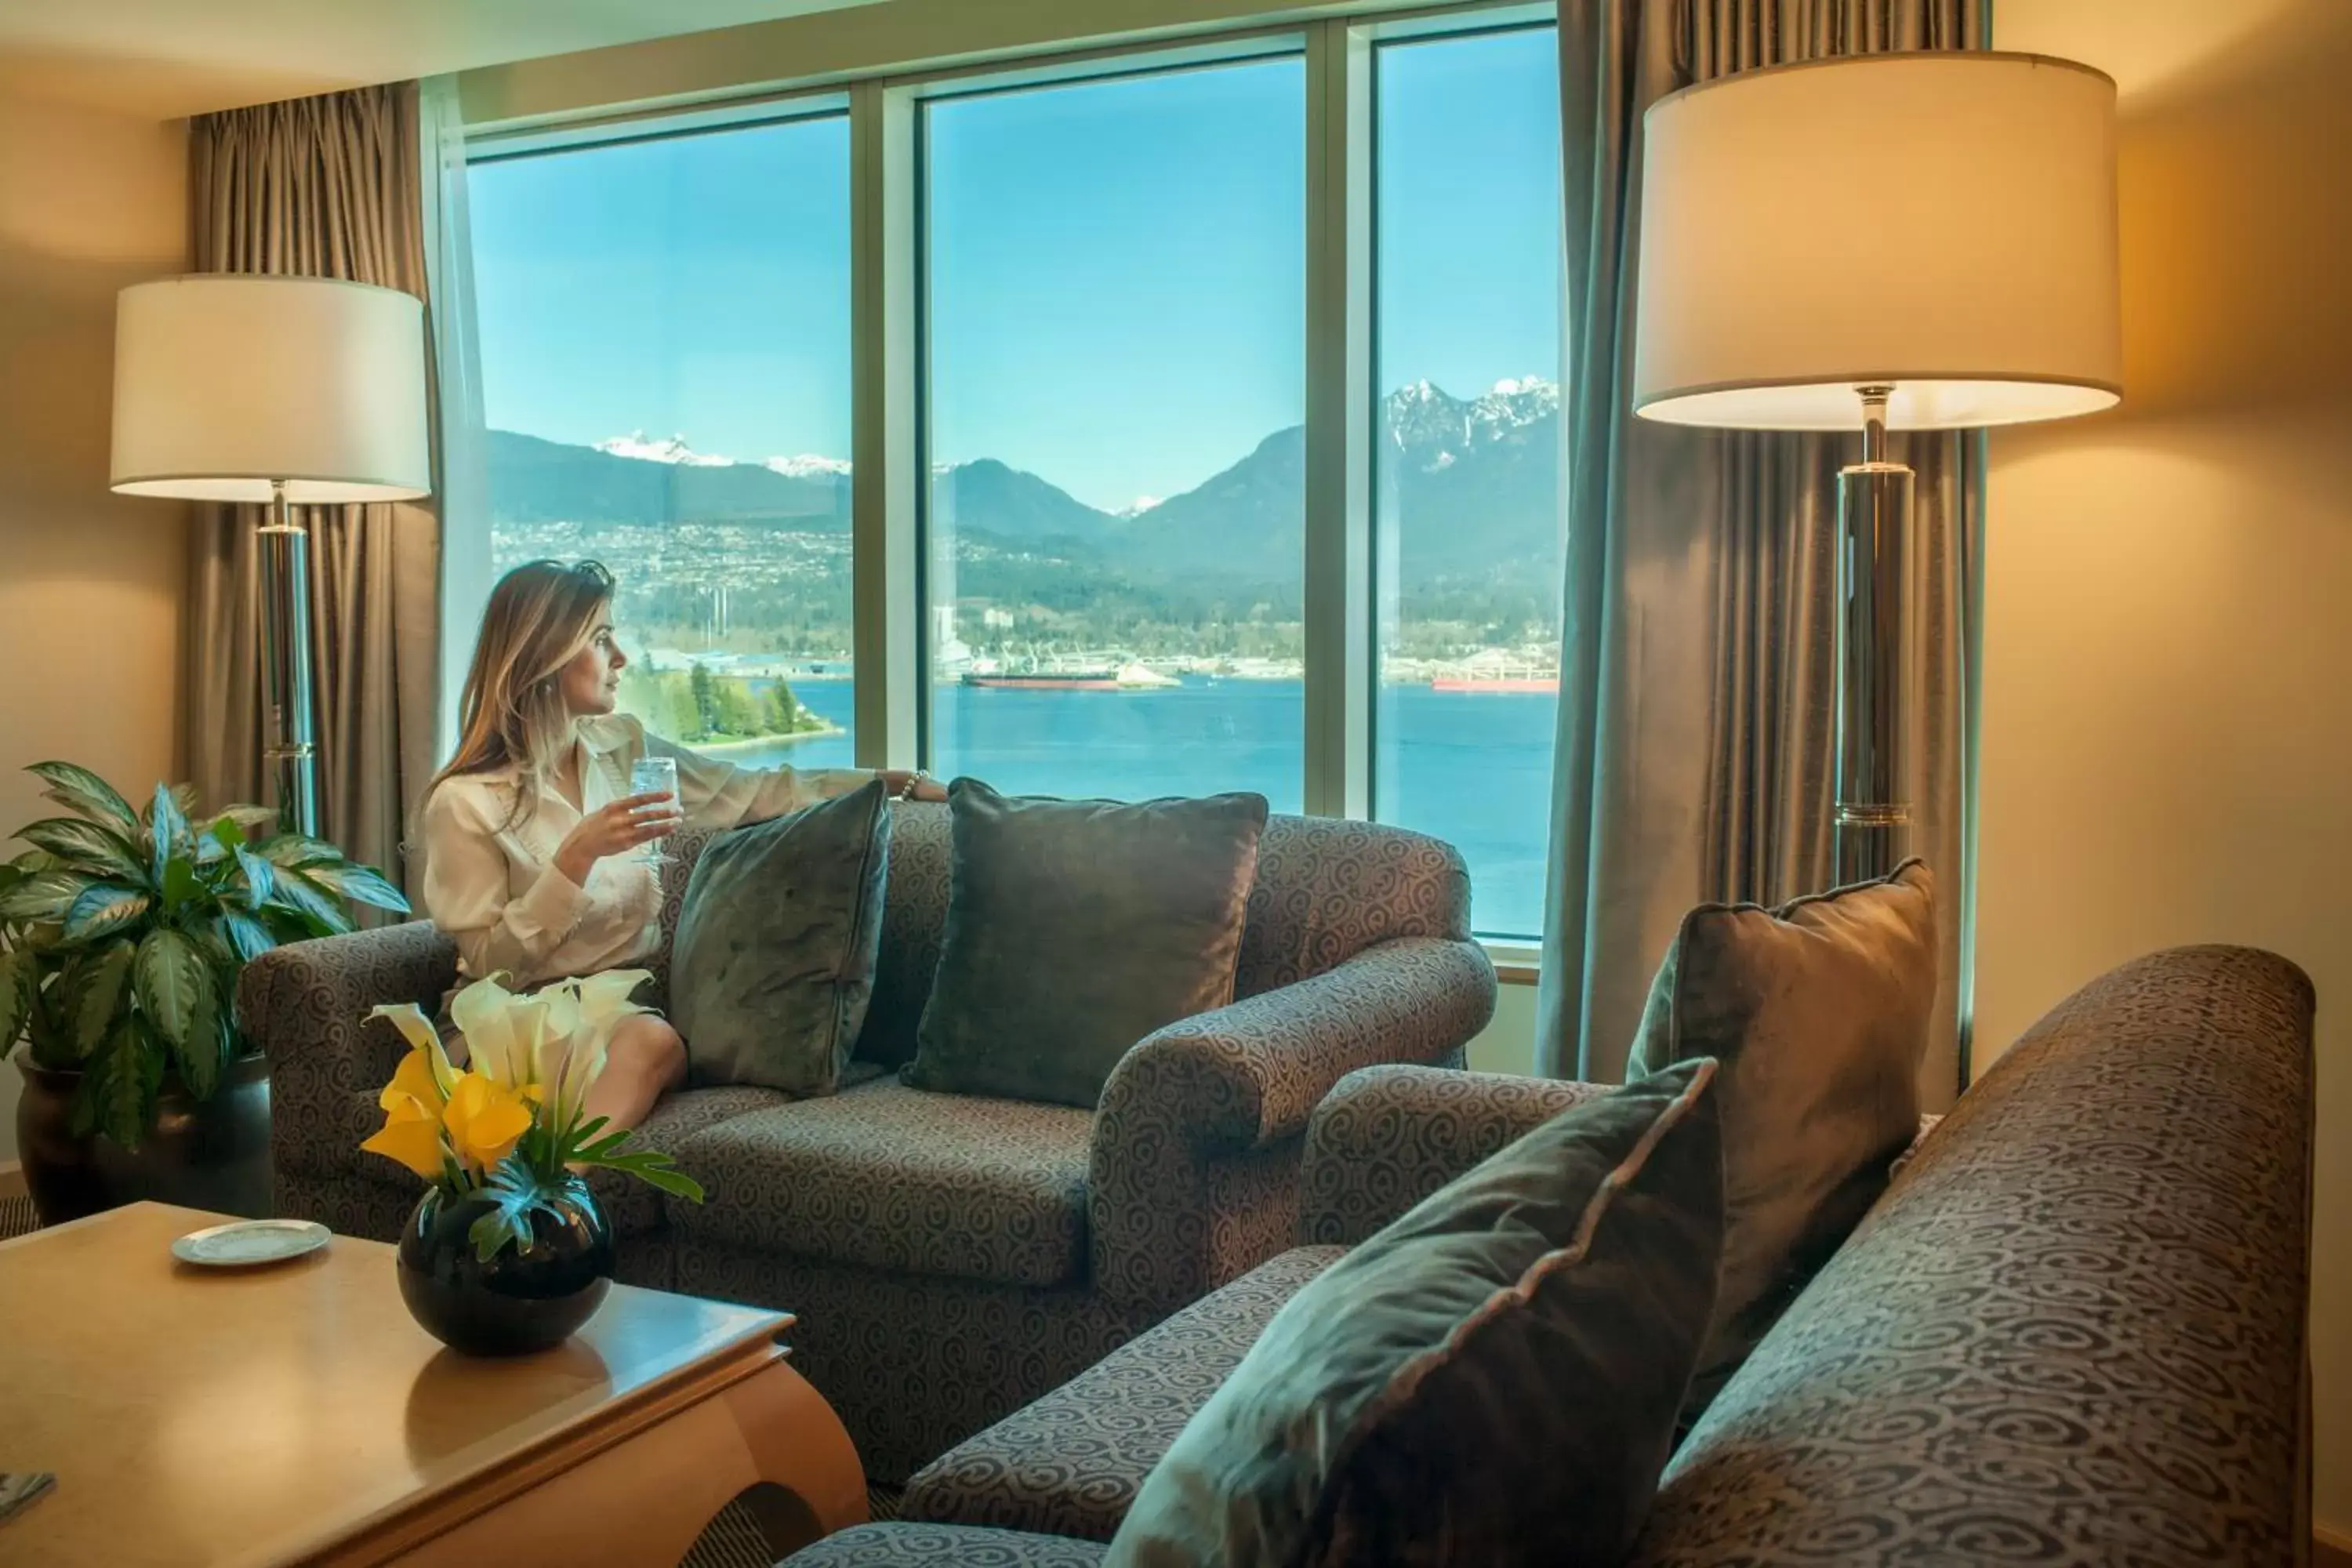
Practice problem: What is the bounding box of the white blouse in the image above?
[419,713,870,990]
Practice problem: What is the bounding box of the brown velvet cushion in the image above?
[1108,1059,1726,1568]
[670,779,892,1098]
[1630,857,1936,1418]
[905,781,1268,1109]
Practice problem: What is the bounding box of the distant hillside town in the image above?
[488,377,1565,692]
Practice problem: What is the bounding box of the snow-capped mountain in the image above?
[1384,376,1558,475]
[593,431,735,466]
[591,433,854,480]
[497,373,1557,586]
[763,454,853,479]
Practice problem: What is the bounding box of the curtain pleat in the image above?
[185,84,439,893]
[1539,0,1986,1105]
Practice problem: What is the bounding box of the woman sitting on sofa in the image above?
[419,558,945,1132]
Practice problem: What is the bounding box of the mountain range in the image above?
[486,377,1560,590]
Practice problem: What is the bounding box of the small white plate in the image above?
[172,1219,331,1269]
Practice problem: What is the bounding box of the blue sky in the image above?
[470,25,1560,514]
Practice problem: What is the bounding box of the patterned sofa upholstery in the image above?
[792,944,2315,1565]
[241,801,1497,1482]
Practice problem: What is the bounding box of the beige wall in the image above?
[0,89,190,1161]
[1464,975,1538,1076]
[1980,0,2352,1539]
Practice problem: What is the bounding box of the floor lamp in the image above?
[1631,52,2121,884]
[111,277,431,837]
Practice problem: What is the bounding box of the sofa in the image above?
[241,801,1497,1479]
[785,944,2316,1564]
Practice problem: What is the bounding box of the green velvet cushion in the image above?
[1631,857,1936,1421]
[904,780,1268,1109]
[1109,1058,1726,1568]
[669,778,892,1098]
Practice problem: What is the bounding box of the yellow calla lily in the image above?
[360,1093,447,1181]
[443,1071,535,1171]
[369,1003,458,1099]
[377,1044,449,1116]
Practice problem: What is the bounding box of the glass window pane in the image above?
[922,60,1307,808]
[469,117,857,767]
[1373,29,1564,938]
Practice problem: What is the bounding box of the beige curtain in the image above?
[187,84,440,892]
[1538,0,1985,1106]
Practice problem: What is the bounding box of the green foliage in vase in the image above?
[0,761,409,1149]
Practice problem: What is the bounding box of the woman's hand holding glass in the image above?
[553,792,682,886]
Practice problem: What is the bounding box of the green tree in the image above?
[710,676,760,737]
[618,668,700,742]
[688,663,719,739]
[763,681,822,735]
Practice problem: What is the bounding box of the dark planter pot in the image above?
[396,1178,615,1356]
[13,1050,274,1226]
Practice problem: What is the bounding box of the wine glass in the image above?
[627,755,681,864]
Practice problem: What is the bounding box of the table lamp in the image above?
[1633,52,2120,880]
[111,276,431,837]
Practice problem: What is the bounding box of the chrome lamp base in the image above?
[1835,386,1913,885]
[257,481,319,837]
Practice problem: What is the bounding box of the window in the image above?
[920,58,1308,809]
[454,9,1570,943]
[469,114,858,768]
[1371,27,1564,938]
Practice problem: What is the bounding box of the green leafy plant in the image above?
[0,761,408,1147]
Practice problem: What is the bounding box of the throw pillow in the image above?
[1108,1059,1726,1568]
[904,780,1268,1109]
[668,778,892,1098]
[1631,857,1936,1420]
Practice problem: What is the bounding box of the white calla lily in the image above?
[555,969,654,1124]
[527,983,582,1098]
[368,1002,457,1097]
[499,993,557,1098]
[448,972,523,1085]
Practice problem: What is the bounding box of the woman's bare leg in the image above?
[579,1014,688,1134]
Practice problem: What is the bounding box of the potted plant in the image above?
[0,760,408,1222]
[362,971,703,1355]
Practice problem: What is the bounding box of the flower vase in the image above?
[396,1178,615,1356]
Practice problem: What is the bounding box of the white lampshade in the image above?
[111,275,431,503]
[1634,52,2121,431]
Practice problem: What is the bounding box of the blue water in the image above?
[715,678,1555,938]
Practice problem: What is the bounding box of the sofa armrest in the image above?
[1300,1064,1608,1246]
[240,922,459,1185]
[1089,935,1495,1313]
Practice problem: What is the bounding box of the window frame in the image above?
[452,0,1561,941]
[1363,13,1567,939]
[909,36,1313,787]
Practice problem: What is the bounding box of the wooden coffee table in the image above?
[0,1203,867,1566]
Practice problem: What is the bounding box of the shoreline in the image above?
[686,722,845,755]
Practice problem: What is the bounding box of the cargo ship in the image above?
[963,661,1179,692]
[964,668,1119,691]
[1430,674,1559,694]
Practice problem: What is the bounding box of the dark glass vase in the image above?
[15,1050,274,1225]
[396,1178,615,1356]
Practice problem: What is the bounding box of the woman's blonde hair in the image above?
[427,559,615,827]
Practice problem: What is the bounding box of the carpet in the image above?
[0,1191,895,1566]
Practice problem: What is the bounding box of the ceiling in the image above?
[0,0,893,121]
